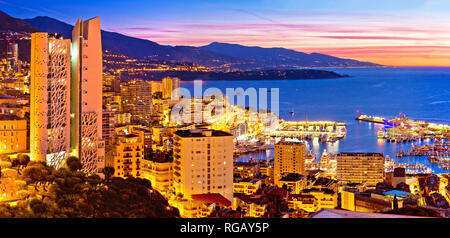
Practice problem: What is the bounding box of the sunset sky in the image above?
[2,0,450,66]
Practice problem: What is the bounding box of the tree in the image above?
[103,166,115,183]
[66,156,82,172]
[11,158,21,168]
[18,154,30,167]
[393,195,399,212]
[0,157,180,218]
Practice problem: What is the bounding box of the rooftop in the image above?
[191,193,231,206]
[275,140,305,146]
[236,178,259,184]
[0,114,24,120]
[280,173,305,182]
[309,208,427,218]
[383,190,411,197]
[174,129,232,138]
[338,152,384,157]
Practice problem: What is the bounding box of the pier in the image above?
[264,121,346,142]
[360,112,450,142]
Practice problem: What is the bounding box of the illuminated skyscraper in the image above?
[173,129,234,202]
[162,77,180,99]
[121,79,152,125]
[71,17,105,173]
[274,140,306,184]
[30,33,71,168]
[337,152,385,188]
[7,42,18,72]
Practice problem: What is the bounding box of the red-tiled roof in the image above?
[191,193,231,206]
[234,193,263,204]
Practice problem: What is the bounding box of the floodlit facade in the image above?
[337,152,385,188]
[111,134,143,178]
[162,77,180,99]
[173,129,234,202]
[30,33,71,168]
[121,79,152,125]
[6,42,18,72]
[0,115,27,154]
[141,156,173,194]
[71,17,105,173]
[274,140,306,184]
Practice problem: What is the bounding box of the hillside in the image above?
[0,11,37,32]
[200,42,379,68]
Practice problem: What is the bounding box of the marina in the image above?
[264,120,347,143]
[363,112,450,142]
[193,67,450,175]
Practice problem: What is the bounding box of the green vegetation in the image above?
[0,158,179,218]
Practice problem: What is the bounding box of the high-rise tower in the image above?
[274,140,306,184]
[30,33,71,168]
[71,17,105,173]
[7,42,18,72]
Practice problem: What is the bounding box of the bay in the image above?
[181,67,450,173]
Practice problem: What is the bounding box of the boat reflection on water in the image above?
[237,134,449,174]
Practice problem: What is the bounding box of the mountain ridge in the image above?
[200,42,378,68]
[0,10,381,70]
[0,11,38,32]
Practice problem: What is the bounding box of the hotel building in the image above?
[173,129,233,201]
[30,32,71,168]
[0,114,27,154]
[274,140,306,184]
[337,152,385,188]
[108,126,144,178]
[141,154,173,194]
[71,17,105,173]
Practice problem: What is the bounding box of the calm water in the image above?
[181,67,450,173]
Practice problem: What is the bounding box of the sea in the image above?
[181,67,450,174]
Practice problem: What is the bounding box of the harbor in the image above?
[264,120,347,143]
[364,112,450,142]
[236,111,450,175]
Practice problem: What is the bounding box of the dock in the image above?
[263,120,347,142]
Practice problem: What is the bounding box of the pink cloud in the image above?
[317,35,434,41]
